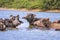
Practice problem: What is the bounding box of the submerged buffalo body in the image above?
[48,22,60,30]
[46,20,60,30]
[33,18,50,29]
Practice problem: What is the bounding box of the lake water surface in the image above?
[0,10,60,40]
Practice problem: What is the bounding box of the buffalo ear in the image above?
[10,15,13,17]
[17,15,19,17]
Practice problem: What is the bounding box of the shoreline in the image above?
[0,8,60,12]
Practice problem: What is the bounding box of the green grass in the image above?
[0,0,60,10]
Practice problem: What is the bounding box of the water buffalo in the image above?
[22,13,36,25]
[0,18,6,31]
[4,15,23,28]
[33,18,51,29]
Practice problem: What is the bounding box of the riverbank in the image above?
[0,8,60,12]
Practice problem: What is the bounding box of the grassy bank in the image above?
[0,0,60,11]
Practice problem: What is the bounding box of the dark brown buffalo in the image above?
[4,15,23,28]
[22,13,39,25]
[33,18,50,29]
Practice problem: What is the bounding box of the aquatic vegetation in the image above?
[29,25,36,29]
